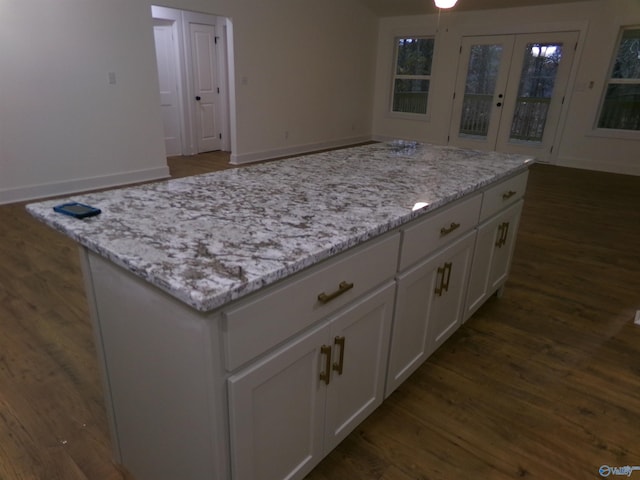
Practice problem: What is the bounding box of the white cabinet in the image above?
[227,282,395,480]
[464,169,528,322]
[386,231,476,396]
[464,201,523,320]
[79,169,530,480]
[222,234,400,371]
[227,323,326,480]
[398,194,481,271]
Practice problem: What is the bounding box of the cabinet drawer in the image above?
[222,232,401,371]
[399,193,481,271]
[479,170,528,222]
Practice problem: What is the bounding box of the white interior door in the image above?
[190,22,221,153]
[153,20,182,156]
[450,32,578,161]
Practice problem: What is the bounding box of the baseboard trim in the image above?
[555,156,640,177]
[229,136,372,165]
[0,166,171,205]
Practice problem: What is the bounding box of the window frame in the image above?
[390,35,435,119]
[594,25,640,136]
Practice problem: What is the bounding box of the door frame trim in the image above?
[152,6,233,156]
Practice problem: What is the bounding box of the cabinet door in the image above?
[228,324,328,480]
[324,282,395,452]
[427,232,476,352]
[465,200,523,320]
[386,231,476,396]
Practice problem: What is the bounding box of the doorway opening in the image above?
[151,6,233,157]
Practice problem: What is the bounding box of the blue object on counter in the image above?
[53,202,101,219]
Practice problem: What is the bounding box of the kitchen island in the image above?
[27,142,533,480]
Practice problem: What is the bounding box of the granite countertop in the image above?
[27,142,533,312]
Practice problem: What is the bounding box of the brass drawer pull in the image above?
[440,222,461,236]
[333,336,345,375]
[502,190,517,200]
[320,345,332,385]
[317,281,354,304]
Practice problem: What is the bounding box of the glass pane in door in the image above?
[509,43,563,142]
[459,44,503,138]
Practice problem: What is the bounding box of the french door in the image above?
[449,32,578,160]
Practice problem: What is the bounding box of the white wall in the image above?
[372,0,640,176]
[171,0,378,163]
[0,0,170,204]
[3,0,637,205]
[0,0,378,203]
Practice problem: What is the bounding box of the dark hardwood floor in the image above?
[1,153,639,479]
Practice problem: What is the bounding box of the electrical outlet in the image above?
[635,310,640,325]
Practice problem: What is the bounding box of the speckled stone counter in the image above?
[27,142,533,312]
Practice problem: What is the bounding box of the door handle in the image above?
[496,102,502,107]
[195,96,201,101]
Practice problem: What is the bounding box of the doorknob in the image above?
[496,102,502,107]
[195,96,201,101]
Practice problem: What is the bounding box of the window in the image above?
[392,37,435,115]
[597,27,640,131]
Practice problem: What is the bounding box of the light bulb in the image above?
[434,0,457,8]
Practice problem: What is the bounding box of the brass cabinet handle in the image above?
[440,222,461,236]
[442,262,452,293]
[317,281,354,304]
[434,262,452,296]
[333,336,345,375]
[502,190,517,200]
[435,266,445,296]
[495,221,510,247]
[319,345,332,385]
[502,222,510,247]
[435,265,446,296]
[495,223,505,247]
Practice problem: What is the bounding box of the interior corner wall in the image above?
[0,0,170,205]
[371,0,640,176]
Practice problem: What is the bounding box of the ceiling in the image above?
[360,0,594,16]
